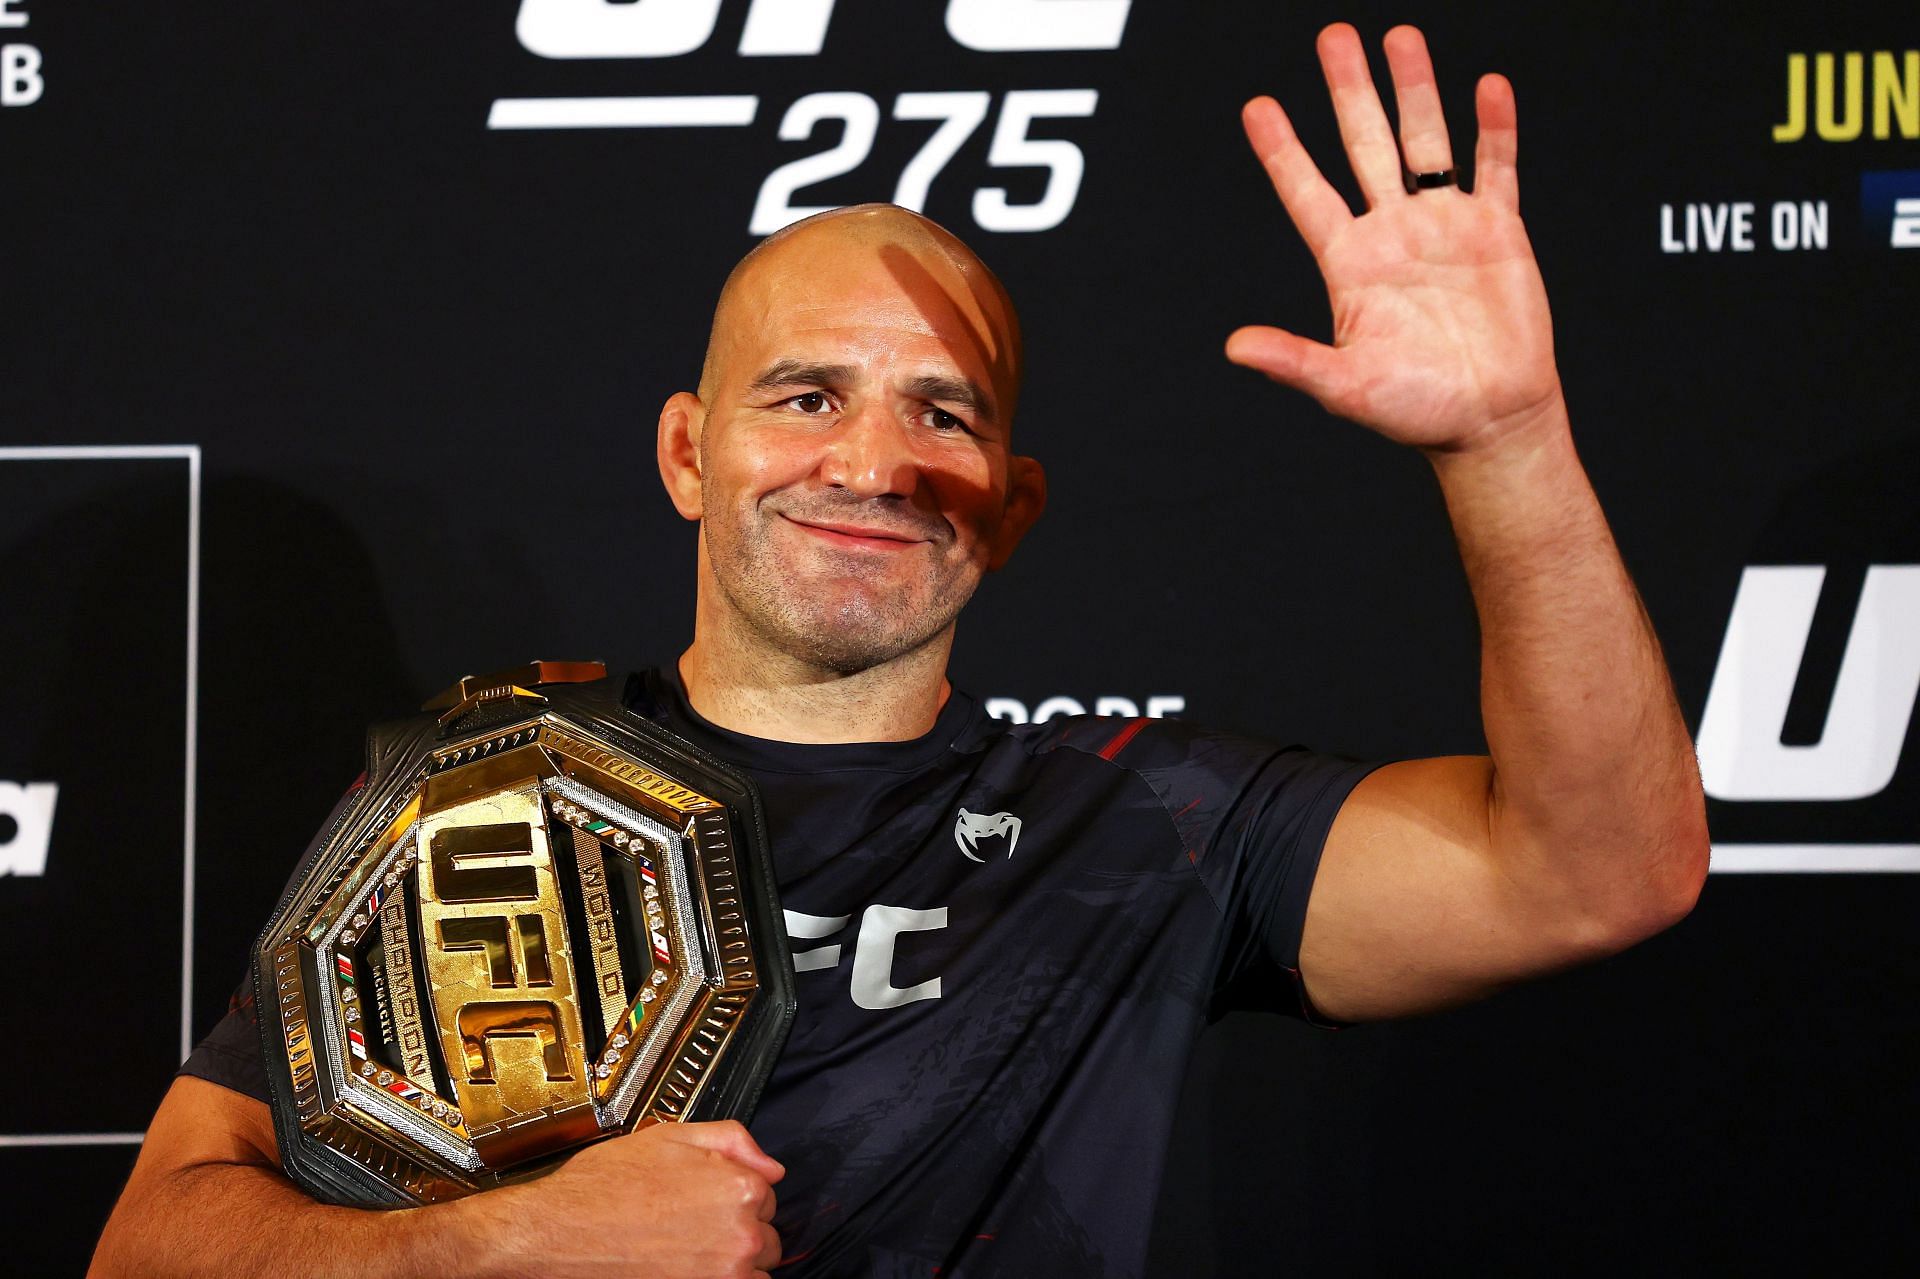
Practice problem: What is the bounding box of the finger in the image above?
[1225,326,1344,405]
[1316,23,1404,208]
[1382,25,1454,177]
[1241,96,1352,256]
[1472,73,1520,209]
[753,1222,782,1269]
[755,1177,779,1224]
[662,1120,787,1183]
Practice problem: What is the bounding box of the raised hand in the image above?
[1227,24,1564,455]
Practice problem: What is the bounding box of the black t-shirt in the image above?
[183,669,1379,1277]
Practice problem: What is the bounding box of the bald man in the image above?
[661,202,1042,736]
[94,25,1707,1279]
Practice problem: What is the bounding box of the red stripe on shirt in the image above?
[1097,716,1149,761]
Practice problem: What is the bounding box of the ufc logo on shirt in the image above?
[786,906,949,1010]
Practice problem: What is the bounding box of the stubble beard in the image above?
[704,499,981,677]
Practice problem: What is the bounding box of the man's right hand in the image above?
[93,1075,785,1278]
[470,1118,786,1278]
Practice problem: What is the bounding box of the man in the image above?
[93,24,1708,1279]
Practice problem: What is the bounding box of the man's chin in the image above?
[771,605,952,676]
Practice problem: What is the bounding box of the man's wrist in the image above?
[1422,389,1578,492]
[1421,383,1571,468]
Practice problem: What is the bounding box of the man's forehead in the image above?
[705,205,1021,410]
[734,281,992,378]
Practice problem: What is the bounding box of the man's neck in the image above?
[677,635,953,744]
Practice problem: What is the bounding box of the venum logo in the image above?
[1697,565,1920,802]
[0,781,58,877]
[954,808,1021,862]
[493,0,1134,235]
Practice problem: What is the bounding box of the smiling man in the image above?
[95,25,1708,1279]
[658,207,1044,741]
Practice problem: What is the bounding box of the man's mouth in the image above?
[779,514,933,550]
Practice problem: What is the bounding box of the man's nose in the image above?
[819,405,920,499]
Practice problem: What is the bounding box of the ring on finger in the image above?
[1403,168,1459,193]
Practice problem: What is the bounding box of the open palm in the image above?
[1228,25,1562,454]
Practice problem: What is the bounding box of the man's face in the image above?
[664,219,1042,675]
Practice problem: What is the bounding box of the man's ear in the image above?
[987,453,1047,571]
[656,391,705,521]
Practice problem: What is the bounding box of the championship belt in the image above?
[251,661,795,1207]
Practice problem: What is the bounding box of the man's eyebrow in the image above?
[745,360,857,395]
[904,374,996,424]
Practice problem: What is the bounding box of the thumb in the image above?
[658,1119,786,1183]
[1225,325,1343,406]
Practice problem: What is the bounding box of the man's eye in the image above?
[790,391,831,414]
[928,408,966,432]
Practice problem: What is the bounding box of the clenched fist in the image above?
[460,1119,786,1278]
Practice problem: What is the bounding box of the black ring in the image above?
[1404,168,1459,193]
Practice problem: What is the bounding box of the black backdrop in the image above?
[3,3,1917,1272]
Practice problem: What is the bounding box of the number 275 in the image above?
[749,89,1098,236]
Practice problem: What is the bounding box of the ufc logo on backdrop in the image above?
[1697,564,1920,874]
[514,0,1133,58]
[493,1,1135,234]
[1697,565,1920,802]
[786,905,949,1010]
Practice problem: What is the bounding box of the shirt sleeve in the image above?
[1132,726,1383,1024]
[177,776,368,1102]
[177,975,272,1103]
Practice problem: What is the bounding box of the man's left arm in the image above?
[1228,24,1710,1023]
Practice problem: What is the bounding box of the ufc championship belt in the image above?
[251,661,795,1207]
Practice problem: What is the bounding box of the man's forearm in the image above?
[97,1076,783,1277]
[1428,395,1709,938]
[91,1159,511,1279]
